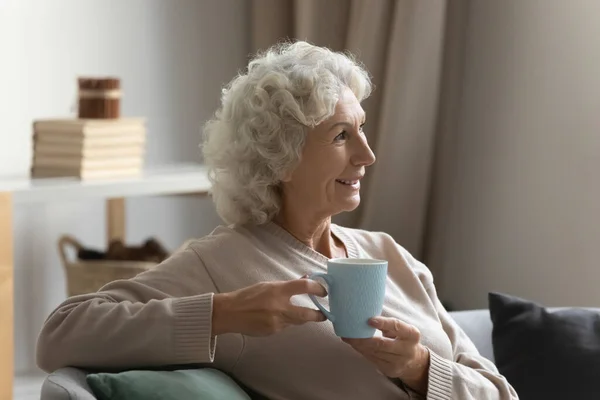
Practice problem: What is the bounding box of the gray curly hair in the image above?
[201,41,372,225]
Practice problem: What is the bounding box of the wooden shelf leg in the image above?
[0,192,14,400]
[106,198,126,245]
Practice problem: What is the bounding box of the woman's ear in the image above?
[280,169,293,183]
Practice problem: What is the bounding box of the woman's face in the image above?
[281,88,376,219]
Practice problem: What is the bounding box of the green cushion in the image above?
[86,368,251,400]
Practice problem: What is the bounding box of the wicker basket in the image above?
[59,235,157,296]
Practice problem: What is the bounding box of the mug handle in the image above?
[308,273,335,322]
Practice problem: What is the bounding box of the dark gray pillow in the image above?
[489,292,600,400]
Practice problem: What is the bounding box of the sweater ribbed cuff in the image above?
[172,293,217,364]
[426,350,453,400]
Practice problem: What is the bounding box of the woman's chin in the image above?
[338,196,361,212]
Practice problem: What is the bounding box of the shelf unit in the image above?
[0,163,211,399]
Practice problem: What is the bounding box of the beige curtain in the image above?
[251,0,469,280]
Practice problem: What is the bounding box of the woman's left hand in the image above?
[342,316,431,395]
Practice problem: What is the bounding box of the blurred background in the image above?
[1,0,600,383]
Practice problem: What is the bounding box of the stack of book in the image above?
[30,118,146,180]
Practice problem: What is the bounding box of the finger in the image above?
[370,317,420,342]
[373,345,416,362]
[382,329,397,339]
[342,337,398,354]
[343,338,414,366]
[281,278,328,297]
[284,305,327,323]
[371,352,404,365]
[342,337,396,353]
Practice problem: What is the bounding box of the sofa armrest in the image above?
[41,367,96,400]
[449,310,495,363]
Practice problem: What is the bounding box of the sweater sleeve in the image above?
[401,255,519,400]
[36,245,221,372]
[422,281,519,400]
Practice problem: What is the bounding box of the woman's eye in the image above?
[334,131,349,141]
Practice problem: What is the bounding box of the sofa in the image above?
[39,309,495,400]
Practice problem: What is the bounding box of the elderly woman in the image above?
[37,41,517,400]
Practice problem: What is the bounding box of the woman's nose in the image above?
[351,136,376,167]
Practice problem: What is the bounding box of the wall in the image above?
[0,0,249,373]
[438,0,600,309]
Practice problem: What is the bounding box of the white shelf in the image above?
[0,163,211,204]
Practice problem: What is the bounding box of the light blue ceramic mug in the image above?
[308,258,388,338]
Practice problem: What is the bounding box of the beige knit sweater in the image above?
[36,222,518,400]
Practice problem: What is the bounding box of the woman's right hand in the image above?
[211,278,327,336]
